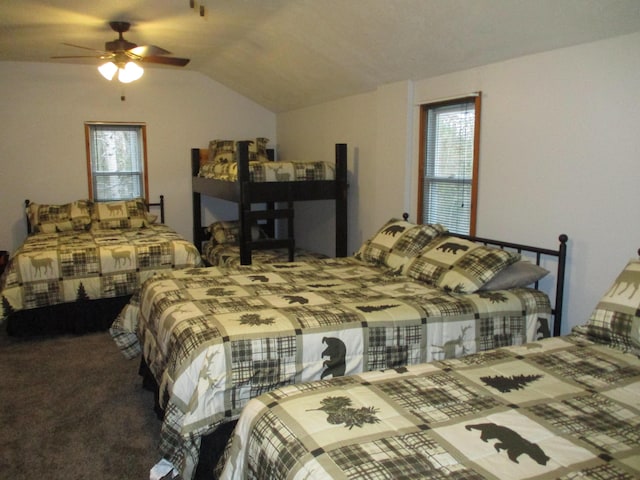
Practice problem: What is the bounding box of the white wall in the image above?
[0,61,276,252]
[278,32,640,334]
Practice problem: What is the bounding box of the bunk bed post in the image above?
[553,234,569,337]
[191,148,205,252]
[237,141,252,265]
[335,143,348,257]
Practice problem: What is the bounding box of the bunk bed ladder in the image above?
[240,201,295,264]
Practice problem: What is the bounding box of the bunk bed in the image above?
[0,196,202,336]
[110,216,568,480]
[217,250,640,480]
[191,141,348,264]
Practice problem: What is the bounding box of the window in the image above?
[85,123,149,202]
[418,95,480,235]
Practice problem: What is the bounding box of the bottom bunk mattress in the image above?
[110,256,553,479]
[218,332,640,479]
[203,242,328,268]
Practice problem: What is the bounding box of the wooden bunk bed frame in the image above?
[191,142,348,264]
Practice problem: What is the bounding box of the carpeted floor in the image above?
[0,328,163,479]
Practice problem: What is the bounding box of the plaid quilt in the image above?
[110,257,553,480]
[202,242,329,267]
[0,224,202,320]
[219,333,640,480]
[198,159,335,182]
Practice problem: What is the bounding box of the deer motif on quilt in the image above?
[104,246,132,268]
[606,269,640,300]
[24,253,55,277]
[432,325,472,359]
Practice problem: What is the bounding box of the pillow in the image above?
[207,138,270,164]
[479,260,549,291]
[145,212,159,224]
[27,200,92,234]
[355,218,447,271]
[209,220,262,244]
[91,198,149,230]
[404,235,521,294]
[584,258,640,353]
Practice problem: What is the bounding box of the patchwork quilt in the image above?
[0,224,201,320]
[202,242,329,267]
[198,159,335,182]
[219,333,640,480]
[110,257,552,479]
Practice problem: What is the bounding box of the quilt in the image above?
[219,332,640,480]
[110,256,552,479]
[203,242,329,267]
[0,224,201,320]
[198,159,335,182]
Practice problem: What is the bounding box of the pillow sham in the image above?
[207,138,270,164]
[479,260,549,291]
[355,218,448,271]
[91,198,149,230]
[27,200,92,234]
[584,258,640,353]
[404,235,521,294]
[209,220,262,245]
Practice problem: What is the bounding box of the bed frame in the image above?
[5,196,166,336]
[454,234,567,336]
[191,142,349,264]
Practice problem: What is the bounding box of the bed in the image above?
[110,217,568,480]
[217,254,640,480]
[201,219,329,267]
[0,196,202,336]
[191,139,348,264]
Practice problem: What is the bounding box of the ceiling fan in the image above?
[52,21,190,82]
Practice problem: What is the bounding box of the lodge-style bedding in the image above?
[202,219,328,267]
[203,243,329,268]
[217,257,640,480]
[110,218,567,480]
[198,138,335,182]
[0,197,202,334]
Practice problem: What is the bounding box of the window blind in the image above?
[88,124,145,201]
[422,99,476,234]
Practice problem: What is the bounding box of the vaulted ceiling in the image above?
[1,0,639,112]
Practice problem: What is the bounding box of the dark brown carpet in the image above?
[0,329,162,479]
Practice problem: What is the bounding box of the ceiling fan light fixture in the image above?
[118,61,144,83]
[98,61,118,80]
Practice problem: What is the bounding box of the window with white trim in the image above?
[85,123,149,202]
[418,95,480,235]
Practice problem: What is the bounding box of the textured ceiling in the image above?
[1,0,639,112]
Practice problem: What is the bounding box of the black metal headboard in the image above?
[402,213,568,337]
[25,195,166,235]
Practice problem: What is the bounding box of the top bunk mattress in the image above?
[198,159,335,182]
[197,138,336,182]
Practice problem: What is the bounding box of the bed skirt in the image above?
[6,296,132,336]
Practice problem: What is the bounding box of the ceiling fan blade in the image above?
[129,45,171,57]
[141,56,190,67]
[62,42,108,54]
[51,55,103,59]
